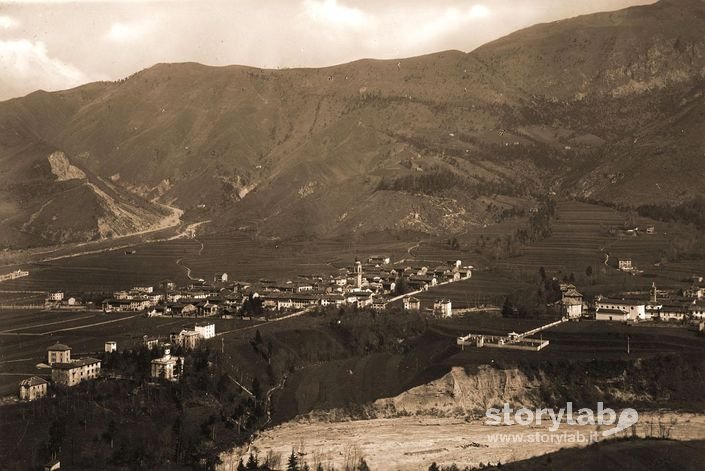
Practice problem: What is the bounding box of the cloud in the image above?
[0,15,20,29]
[106,19,157,43]
[0,40,90,99]
[469,4,491,19]
[302,0,372,29]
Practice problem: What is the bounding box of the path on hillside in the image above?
[0,314,96,333]
[0,313,142,337]
[216,307,315,337]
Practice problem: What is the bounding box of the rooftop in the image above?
[47,343,71,351]
[20,376,48,387]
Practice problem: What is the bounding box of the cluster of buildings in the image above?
[0,269,29,282]
[19,343,104,399]
[18,324,217,402]
[99,256,472,316]
[561,281,705,322]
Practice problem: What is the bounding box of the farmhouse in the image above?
[47,291,64,302]
[47,343,71,364]
[19,376,48,401]
[434,299,452,317]
[52,357,101,387]
[104,341,117,352]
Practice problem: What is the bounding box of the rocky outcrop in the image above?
[375,366,539,417]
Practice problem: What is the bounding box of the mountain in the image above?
[1,0,704,248]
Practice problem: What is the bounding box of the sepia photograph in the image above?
[1,0,705,469]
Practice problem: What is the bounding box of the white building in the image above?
[151,348,183,381]
[595,297,646,320]
[433,299,452,317]
[52,358,101,386]
[47,291,64,302]
[618,259,633,272]
[47,343,71,364]
[195,322,216,339]
[104,341,117,353]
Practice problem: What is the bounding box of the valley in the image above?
[2,0,705,470]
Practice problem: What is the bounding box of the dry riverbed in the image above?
[219,412,705,470]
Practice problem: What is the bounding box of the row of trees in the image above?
[235,450,371,471]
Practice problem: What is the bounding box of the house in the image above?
[48,291,64,302]
[618,259,633,272]
[689,303,705,319]
[433,299,452,318]
[52,358,101,386]
[104,341,117,353]
[320,294,346,307]
[684,285,705,300]
[368,256,391,265]
[19,376,48,401]
[171,330,201,349]
[595,297,646,320]
[144,336,160,350]
[102,299,135,312]
[403,296,421,312]
[658,303,689,321]
[447,260,462,269]
[195,322,216,339]
[645,225,656,234]
[151,347,183,381]
[370,296,388,311]
[561,288,583,319]
[47,343,71,364]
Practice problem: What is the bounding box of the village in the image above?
[8,252,705,405]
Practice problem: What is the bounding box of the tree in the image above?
[286,449,299,471]
[585,265,593,278]
[246,452,259,470]
[237,458,247,471]
[538,266,547,281]
[429,463,441,471]
[501,297,514,318]
[395,276,408,296]
[357,458,370,471]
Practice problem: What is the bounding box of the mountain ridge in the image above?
[1,0,704,248]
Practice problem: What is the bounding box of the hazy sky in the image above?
[0,0,654,101]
